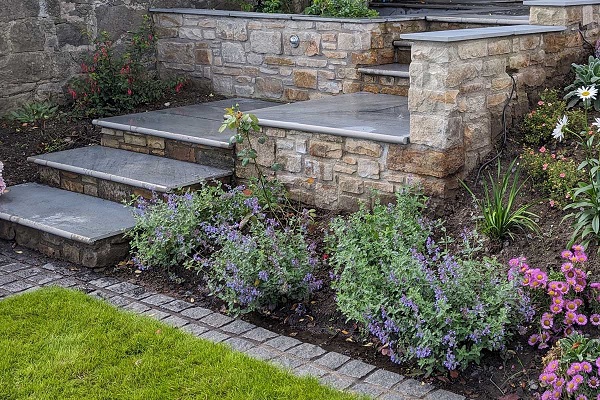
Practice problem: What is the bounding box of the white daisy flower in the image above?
[552,115,568,142]
[593,117,600,133]
[577,85,598,101]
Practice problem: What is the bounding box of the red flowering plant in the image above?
[68,15,185,117]
[509,246,600,352]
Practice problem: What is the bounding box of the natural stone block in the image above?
[157,40,194,65]
[195,48,212,65]
[345,139,382,158]
[457,41,487,59]
[222,42,246,64]
[284,88,310,101]
[387,146,464,178]
[357,159,380,179]
[147,137,165,150]
[216,19,247,41]
[338,32,371,51]
[364,181,394,193]
[333,163,357,174]
[409,115,463,149]
[487,39,512,55]
[124,134,147,147]
[309,140,342,159]
[255,77,283,99]
[250,30,282,54]
[408,89,459,113]
[339,176,364,194]
[293,70,317,89]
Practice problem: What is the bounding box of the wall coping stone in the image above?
[400,24,565,42]
[425,15,529,25]
[524,0,600,6]
[149,7,424,23]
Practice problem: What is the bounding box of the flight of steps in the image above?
[358,40,411,96]
[0,98,273,268]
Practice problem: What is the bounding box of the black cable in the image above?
[474,72,517,185]
[579,25,595,54]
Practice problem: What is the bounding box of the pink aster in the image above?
[540,372,557,385]
[550,304,563,314]
[562,250,574,260]
[576,394,588,400]
[541,313,554,329]
[572,244,585,252]
[528,334,540,346]
[590,314,600,326]
[566,300,579,312]
[576,314,588,325]
[596,357,600,369]
[566,379,578,393]
[562,262,574,273]
[545,360,559,373]
[554,377,565,389]
[568,363,582,376]
[581,361,592,373]
[589,375,600,388]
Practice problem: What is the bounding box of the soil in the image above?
[1,86,598,400]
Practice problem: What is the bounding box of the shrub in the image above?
[304,0,378,18]
[510,246,600,351]
[197,209,320,316]
[565,56,600,110]
[68,16,183,117]
[463,159,539,241]
[520,146,583,207]
[8,101,58,126]
[521,90,587,145]
[127,184,251,271]
[327,189,523,374]
[539,333,600,399]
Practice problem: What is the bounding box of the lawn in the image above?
[0,287,360,400]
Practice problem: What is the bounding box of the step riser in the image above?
[38,166,231,203]
[0,221,129,269]
[101,128,235,170]
[361,76,409,96]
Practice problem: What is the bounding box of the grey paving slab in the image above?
[315,352,351,370]
[293,363,328,378]
[364,369,404,389]
[200,312,234,328]
[89,290,113,300]
[358,64,410,78]
[265,335,303,351]
[122,287,153,300]
[163,315,189,328]
[26,272,63,285]
[123,301,151,313]
[143,293,176,306]
[242,327,278,342]
[286,342,327,360]
[13,267,43,278]
[337,359,376,379]
[244,345,280,361]
[221,319,256,335]
[271,354,305,369]
[180,306,213,320]
[424,389,466,400]
[1,280,35,293]
[378,392,412,400]
[143,308,171,320]
[319,374,356,391]
[106,281,140,294]
[225,337,256,352]
[400,24,565,42]
[107,295,131,307]
[0,184,135,244]
[29,146,231,192]
[89,277,122,288]
[181,323,209,337]
[50,277,79,287]
[524,0,599,5]
[94,98,276,148]
[394,379,435,398]
[350,383,386,398]
[0,263,28,272]
[199,330,231,343]
[0,274,18,285]
[161,299,194,312]
[251,92,410,144]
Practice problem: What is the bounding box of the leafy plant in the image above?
[9,101,58,127]
[539,333,600,399]
[68,16,184,117]
[565,56,600,110]
[463,159,539,241]
[327,190,524,374]
[304,0,378,18]
[520,146,583,207]
[521,89,586,145]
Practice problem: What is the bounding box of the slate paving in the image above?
[0,240,466,400]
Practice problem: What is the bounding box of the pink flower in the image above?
[568,363,582,376]
[581,361,592,373]
[127,88,132,96]
[541,313,554,329]
[560,172,566,178]
[590,314,600,325]
[575,314,588,325]
[538,100,545,105]
[562,250,574,260]
[576,395,589,400]
[540,146,547,153]
[565,300,579,312]
[573,244,585,252]
[596,357,600,369]
[562,262,574,273]
[550,304,563,314]
[528,334,540,346]
[549,199,555,207]
[543,163,549,170]
[545,360,559,373]
[589,375,600,388]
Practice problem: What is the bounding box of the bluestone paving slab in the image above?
[242,327,278,342]
[29,146,231,192]
[221,319,256,335]
[337,359,376,379]
[251,92,410,144]
[0,184,135,244]
[94,98,276,148]
[315,352,351,370]
[180,306,213,320]
[364,369,404,389]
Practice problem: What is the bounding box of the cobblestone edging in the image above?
[0,241,465,400]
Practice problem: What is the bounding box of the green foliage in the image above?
[0,287,361,400]
[326,189,523,373]
[463,159,539,241]
[9,101,58,125]
[520,146,583,207]
[127,184,250,271]
[565,55,600,110]
[521,89,587,145]
[200,212,320,316]
[304,0,378,18]
[564,162,600,248]
[68,16,183,117]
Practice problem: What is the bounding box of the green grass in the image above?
[0,287,360,400]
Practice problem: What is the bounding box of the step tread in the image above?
[358,63,410,78]
[0,183,135,244]
[93,98,277,148]
[29,146,231,192]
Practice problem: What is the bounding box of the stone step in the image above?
[94,98,276,168]
[358,63,410,79]
[29,146,232,202]
[0,183,135,268]
[392,40,413,48]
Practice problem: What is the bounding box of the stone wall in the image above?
[0,0,229,115]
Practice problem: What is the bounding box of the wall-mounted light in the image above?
[289,34,300,48]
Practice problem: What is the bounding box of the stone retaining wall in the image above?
[152,10,501,101]
[0,0,228,115]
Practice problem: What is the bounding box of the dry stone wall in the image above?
[0,0,229,115]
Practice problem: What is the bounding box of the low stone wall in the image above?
[235,127,459,210]
[152,10,505,101]
[0,0,230,115]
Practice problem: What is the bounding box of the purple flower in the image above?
[258,270,269,281]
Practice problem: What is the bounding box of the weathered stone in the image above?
[357,159,380,179]
[344,139,382,158]
[309,140,342,159]
[339,176,364,194]
[222,42,246,64]
[337,32,371,51]
[487,38,512,55]
[293,70,317,89]
[284,88,310,101]
[387,146,464,178]
[124,134,147,147]
[255,77,283,99]
[157,40,194,65]
[216,19,247,41]
[195,48,212,65]
[250,30,282,54]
